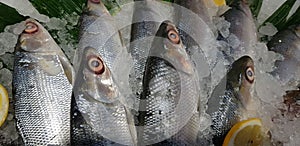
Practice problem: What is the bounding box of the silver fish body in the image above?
[221,0,257,59]
[174,0,211,26]
[74,0,126,73]
[267,25,300,86]
[72,0,135,145]
[128,0,163,98]
[71,47,136,145]
[206,56,255,145]
[13,19,74,145]
[137,21,199,145]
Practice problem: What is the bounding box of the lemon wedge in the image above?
[223,118,264,146]
[0,84,9,127]
[213,0,226,6]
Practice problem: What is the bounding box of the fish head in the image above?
[227,56,255,107]
[17,19,53,53]
[149,20,193,74]
[75,47,119,103]
[16,19,75,85]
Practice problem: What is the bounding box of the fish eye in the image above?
[167,29,180,44]
[24,22,38,34]
[89,0,100,4]
[87,56,105,74]
[245,67,254,83]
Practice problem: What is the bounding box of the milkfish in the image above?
[74,0,129,75]
[220,0,258,60]
[205,56,255,145]
[76,0,132,105]
[137,20,199,145]
[128,0,163,98]
[267,24,300,87]
[71,0,135,145]
[174,0,214,112]
[13,19,74,145]
[174,0,211,26]
[71,47,136,145]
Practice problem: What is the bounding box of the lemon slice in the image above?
[0,84,9,127]
[223,118,263,146]
[213,0,226,6]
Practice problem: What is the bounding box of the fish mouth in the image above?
[58,55,75,85]
[19,19,45,52]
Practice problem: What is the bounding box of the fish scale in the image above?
[139,56,199,145]
[71,46,136,145]
[137,21,199,145]
[210,91,239,137]
[13,19,74,145]
[71,97,125,146]
[72,1,135,145]
[204,56,255,145]
[129,0,162,97]
[14,54,72,145]
[74,0,123,73]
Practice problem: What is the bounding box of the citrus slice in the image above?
[223,118,263,146]
[0,84,9,127]
[213,0,226,6]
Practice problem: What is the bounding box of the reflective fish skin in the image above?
[13,19,74,145]
[137,21,199,145]
[221,0,257,57]
[71,47,136,145]
[174,0,211,25]
[74,0,125,73]
[129,0,162,97]
[267,25,300,86]
[206,56,255,145]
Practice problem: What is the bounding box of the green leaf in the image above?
[262,0,296,30]
[250,0,263,17]
[29,0,86,18]
[285,5,300,29]
[0,3,25,32]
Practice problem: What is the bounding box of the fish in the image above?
[128,0,162,98]
[205,56,255,145]
[13,19,74,145]
[76,0,132,107]
[174,0,211,26]
[267,24,300,87]
[71,0,136,145]
[220,0,258,60]
[74,0,127,74]
[137,20,199,145]
[173,0,217,55]
[71,47,136,145]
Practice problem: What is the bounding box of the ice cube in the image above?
[255,71,285,103]
[259,23,278,36]
[0,53,14,70]
[46,17,68,30]
[0,32,18,55]
[4,21,26,35]
[213,17,231,38]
